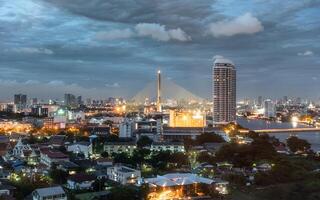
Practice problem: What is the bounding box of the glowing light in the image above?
[291,116,299,128]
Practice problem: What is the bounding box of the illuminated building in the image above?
[145,173,229,199]
[150,142,185,153]
[264,99,275,118]
[169,110,206,128]
[14,94,27,112]
[64,93,77,107]
[119,119,134,138]
[107,165,141,185]
[212,57,236,124]
[104,141,137,155]
[32,186,67,200]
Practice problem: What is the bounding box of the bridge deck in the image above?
[240,128,320,134]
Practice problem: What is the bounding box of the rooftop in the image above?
[34,186,65,197]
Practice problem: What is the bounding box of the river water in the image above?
[237,118,320,151]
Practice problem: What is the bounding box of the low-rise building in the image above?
[40,148,69,167]
[104,141,137,155]
[67,142,92,158]
[32,186,67,200]
[67,174,96,190]
[150,142,185,152]
[107,165,141,185]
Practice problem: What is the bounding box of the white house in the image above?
[107,165,141,185]
[32,186,67,200]
[67,142,92,158]
[150,142,185,153]
[104,142,137,155]
[67,174,96,190]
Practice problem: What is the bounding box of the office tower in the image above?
[264,99,275,118]
[77,96,82,105]
[283,96,288,104]
[258,96,263,107]
[157,70,162,112]
[64,93,76,107]
[212,57,236,124]
[14,94,27,105]
[32,98,38,105]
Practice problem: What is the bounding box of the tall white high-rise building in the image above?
[212,57,236,124]
[264,99,275,118]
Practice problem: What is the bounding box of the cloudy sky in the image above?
[0,0,320,101]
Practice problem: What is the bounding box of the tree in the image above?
[113,152,131,165]
[287,136,311,153]
[196,133,225,145]
[101,151,109,158]
[137,136,153,149]
[49,165,68,184]
[168,152,189,168]
[108,185,141,200]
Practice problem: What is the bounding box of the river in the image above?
[237,118,320,152]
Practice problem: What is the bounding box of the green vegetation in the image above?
[287,136,311,153]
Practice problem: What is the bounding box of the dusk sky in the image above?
[1,0,320,101]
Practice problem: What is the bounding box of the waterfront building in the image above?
[264,99,275,118]
[212,57,236,124]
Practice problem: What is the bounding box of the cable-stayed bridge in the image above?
[132,78,203,103]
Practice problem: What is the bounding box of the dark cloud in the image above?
[0,0,319,100]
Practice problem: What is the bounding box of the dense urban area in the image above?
[0,61,320,200]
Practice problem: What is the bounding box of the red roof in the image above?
[40,148,68,159]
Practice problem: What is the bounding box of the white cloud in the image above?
[47,80,65,86]
[212,55,224,60]
[298,50,314,56]
[135,23,191,41]
[95,29,134,40]
[25,80,40,85]
[7,47,54,55]
[207,13,264,37]
[105,82,120,88]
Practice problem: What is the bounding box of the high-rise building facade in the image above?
[64,93,77,107]
[14,94,27,105]
[264,99,275,118]
[212,57,236,124]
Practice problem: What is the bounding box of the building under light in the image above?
[264,99,275,118]
[212,57,236,124]
[169,110,206,128]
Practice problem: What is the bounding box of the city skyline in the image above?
[1,1,320,100]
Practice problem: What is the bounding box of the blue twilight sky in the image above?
[0,0,320,100]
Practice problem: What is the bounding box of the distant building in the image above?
[14,94,27,112]
[104,142,137,155]
[67,142,93,158]
[119,119,134,138]
[212,57,236,124]
[257,96,263,107]
[264,99,275,118]
[14,94,27,105]
[40,148,69,167]
[107,165,141,185]
[31,106,48,117]
[64,93,77,107]
[169,110,205,128]
[32,186,67,200]
[150,142,185,153]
